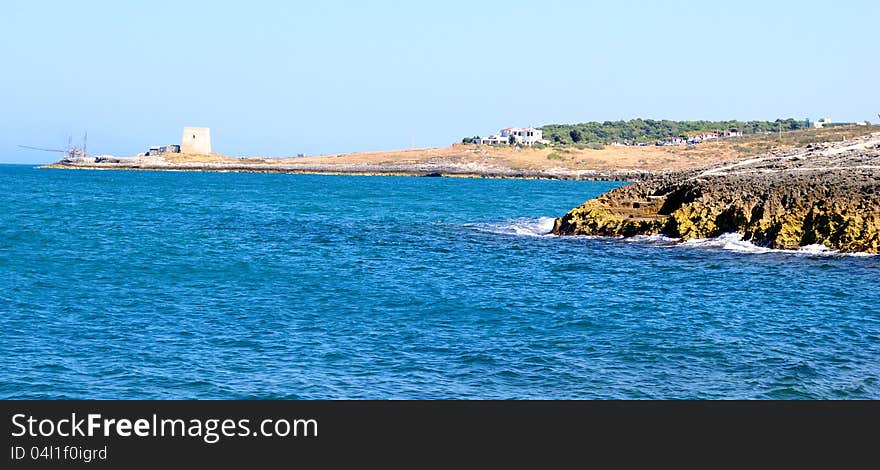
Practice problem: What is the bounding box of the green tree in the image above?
[537,118,811,146]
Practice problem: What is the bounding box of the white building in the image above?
[477,127,547,146]
[477,134,507,145]
[813,117,832,129]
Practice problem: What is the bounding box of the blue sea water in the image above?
[1,164,878,399]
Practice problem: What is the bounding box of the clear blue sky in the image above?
[2,0,878,163]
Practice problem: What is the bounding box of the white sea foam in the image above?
[675,233,874,257]
[473,221,876,257]
[470,216,557,237]
[623,234,679,245]
[678,232,775,253]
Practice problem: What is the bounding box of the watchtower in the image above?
[181,127,212,154]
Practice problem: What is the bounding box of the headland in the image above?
[553,132,880,253]
[42,126,878,180]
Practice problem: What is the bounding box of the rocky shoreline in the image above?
[42,157,649,181]
[553,133,880,253]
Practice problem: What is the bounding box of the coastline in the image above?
[39,126,879,181]
[39,161,645,181]
[553,132,880,253]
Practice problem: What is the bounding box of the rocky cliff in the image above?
[553,133,880,253]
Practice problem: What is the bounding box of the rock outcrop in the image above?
[553,134,880,253]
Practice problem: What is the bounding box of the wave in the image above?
[468,216,557,237]
[563,230,872,257]
[622,234,679,245]
[674,233,873,257]
[471,220,876,257]
[679,233,776,253]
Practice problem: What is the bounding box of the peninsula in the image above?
[553,132,880,253]
[42,126,877,180]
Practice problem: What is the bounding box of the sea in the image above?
[1,164,878,399]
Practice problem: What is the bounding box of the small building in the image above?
[477,134,508,145]
[813,117,832,129]
[503,127,545,146]
[656,136,684,146]
[685,132,719,144]
[146,144,181,156]
[143,127,211,156]
[475,127,547,146]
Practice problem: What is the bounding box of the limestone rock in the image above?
[553,134,880,253]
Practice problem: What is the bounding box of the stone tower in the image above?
[181,127,212,154]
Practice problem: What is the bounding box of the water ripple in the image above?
[0,166,878,399]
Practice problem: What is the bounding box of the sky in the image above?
[1,0,878,163]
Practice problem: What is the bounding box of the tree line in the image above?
[541,118,810,145]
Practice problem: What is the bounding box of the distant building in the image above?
[475,127,547,146]
[813,117,832,129]
[477,134,508,145]
[143,127,211,156]
[146,144,181,156]
[656,136,684,146]
[182,127,212,154]
[504,127,545,145]
[656,129,739,147]
[686,132,719,144]
[814,117,862,129]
